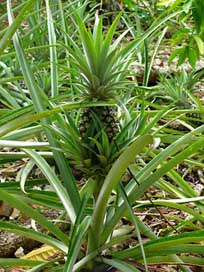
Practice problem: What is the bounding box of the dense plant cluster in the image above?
[0,0,204,271]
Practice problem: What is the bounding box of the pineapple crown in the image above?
[66,11,132,101]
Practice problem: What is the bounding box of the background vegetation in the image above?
[1,0,204,271]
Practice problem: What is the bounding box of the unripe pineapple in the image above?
[79,106,120,140]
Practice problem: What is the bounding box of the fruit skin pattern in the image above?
[79,106,119,140]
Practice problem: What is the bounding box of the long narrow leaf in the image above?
[0,101,114,137]
[90,135,153,251]
[7,0,81,211]
[0,140,48,148]
[7,0,49,112]
[23,149,76,224]
[113,230,204,259]
[0,0,36,55]
[102,258,141,272]
[0,221,67,252]
[100,12,122,62]
[101,125,204,243]
[119,183,148,271]
[146,255,204,266]
[0,259,42,267]
[64,216,91,272]
[72,11,97,73]
[45,0,58,97]
[136,200,204,223]
[0,190,68,244]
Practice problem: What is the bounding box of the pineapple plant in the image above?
[53,10,137,180]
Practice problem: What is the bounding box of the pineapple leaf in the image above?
[100,12,122,63]
[64,111,81,138]
[101,130,111,159]
[99,49,119,82]
[60,40,92,80]
[93,13,103,59]
[73,11,97,74]
[111,28,130,52]
[89,137,104,155]
[118,10,183,61]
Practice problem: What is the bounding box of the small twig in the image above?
[126,166,179,234]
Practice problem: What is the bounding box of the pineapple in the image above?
[79,106,119,140]
[58,9,143,179]
[68,11,132,142]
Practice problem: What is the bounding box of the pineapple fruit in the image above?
[79,106,119,140]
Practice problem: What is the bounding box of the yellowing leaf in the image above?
[22,245,60,261]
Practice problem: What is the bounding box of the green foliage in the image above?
[1,1,204,271]
[192,0,204,38]
[161,0,204,67]
[158,68,199,108]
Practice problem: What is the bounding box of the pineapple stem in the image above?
[87,176,105,255]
